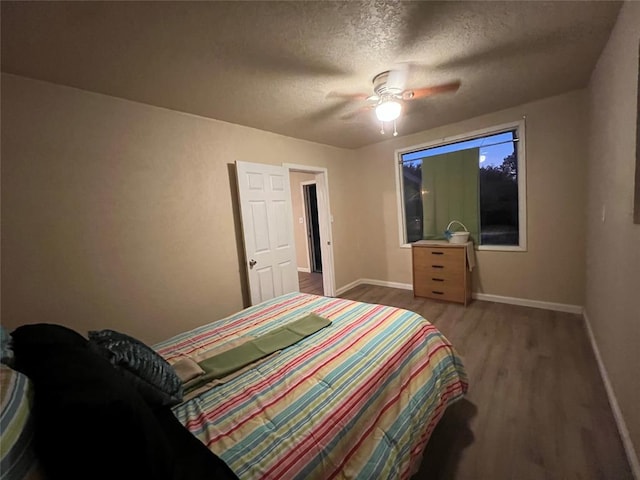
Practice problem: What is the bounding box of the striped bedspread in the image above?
[154,293,468,480]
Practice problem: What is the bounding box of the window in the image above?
[396,121,526,250]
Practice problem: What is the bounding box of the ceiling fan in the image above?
[334,64,461,135]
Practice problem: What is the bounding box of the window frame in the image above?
[394,119,527,252]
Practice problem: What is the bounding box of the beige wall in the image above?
[289,171,315,271]
[1,74,591,349]
[0,74,360,344]
[354,90,588,306]
[585,1,640,464]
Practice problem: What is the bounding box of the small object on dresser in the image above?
[444,220,470,244]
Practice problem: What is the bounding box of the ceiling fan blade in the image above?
[223,45,349,78]
[326,91,370,101]
[340,104,374,121]
[403,81,461,100]
[302,99,353,123]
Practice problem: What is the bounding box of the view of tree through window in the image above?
[400,130,520,246]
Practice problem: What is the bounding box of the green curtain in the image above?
[421,148,479,242]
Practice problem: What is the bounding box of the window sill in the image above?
[401,242,527,252]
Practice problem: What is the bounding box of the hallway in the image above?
[298,271,323,296]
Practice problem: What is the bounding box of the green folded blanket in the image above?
[184,313,331,393]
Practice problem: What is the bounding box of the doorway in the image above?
[303,183,322,273]
[285,164,335,297]
[299,181,323,296]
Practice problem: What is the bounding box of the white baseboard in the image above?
[335,278,412,296]
[472,293,583,314]
[336,279,582,314]
[335,279,361,295]
[583,311,640,479]
[297,267,311,273]
[360,278,413,291]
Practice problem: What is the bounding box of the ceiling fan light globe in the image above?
[375,100,402,122]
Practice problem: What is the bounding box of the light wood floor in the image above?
[338,284,633,480]
[298,271,323,296]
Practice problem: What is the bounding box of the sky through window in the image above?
[401,131,515,168]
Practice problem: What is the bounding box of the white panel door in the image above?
[236,161,299,305]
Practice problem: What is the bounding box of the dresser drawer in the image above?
[413,246,465,275]
[414,262,464,282]
[414,282,465,303]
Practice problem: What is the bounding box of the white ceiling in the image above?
[1,1,621,149]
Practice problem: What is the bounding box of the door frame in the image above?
[284,163,336,297]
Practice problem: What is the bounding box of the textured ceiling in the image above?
[1,1,621,149]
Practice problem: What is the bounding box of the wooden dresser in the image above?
[411,240,472,305]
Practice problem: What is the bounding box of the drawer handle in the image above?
[432,278,444,282]
[431,251,444,255]
[432,291,444,295]
[432,265,444,269]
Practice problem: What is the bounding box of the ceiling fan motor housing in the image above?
[372,71,404,98]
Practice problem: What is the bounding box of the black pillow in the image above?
[10,323,239,480]
[10,323,175,480]
[11,322,87,348]
[88,329,183,406]
[10,323,88,379]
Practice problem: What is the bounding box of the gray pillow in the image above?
[88,329,183,406]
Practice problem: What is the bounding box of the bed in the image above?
[154,292,469,479]
[0,292,467,480]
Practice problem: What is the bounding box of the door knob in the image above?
[249,259,257,269]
